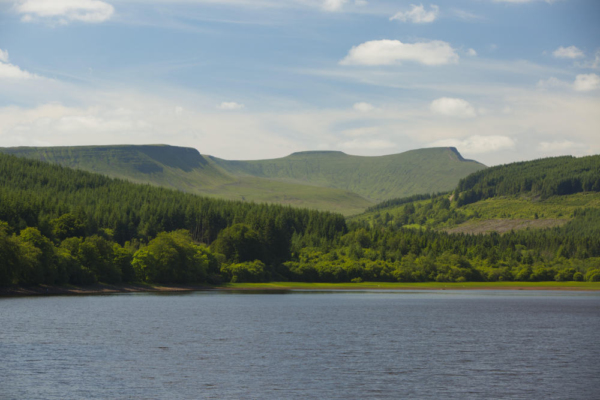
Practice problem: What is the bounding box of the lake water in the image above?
[1,290,599,399]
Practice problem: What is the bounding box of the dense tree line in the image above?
[1,153,600,286]
[0,153,345,247]
[455,155,600,206]
[365,193,439,213]
[0,154,346,286]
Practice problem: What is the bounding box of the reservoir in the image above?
[1,291,599,399]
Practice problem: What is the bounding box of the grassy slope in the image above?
[0,145,372,215]
[352,192,600,233]
[210,147,486,202]
[0,145,484,215]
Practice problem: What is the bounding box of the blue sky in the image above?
[0,0,599,165]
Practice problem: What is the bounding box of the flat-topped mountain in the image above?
[0,144,485,215]
[210,147,485,202]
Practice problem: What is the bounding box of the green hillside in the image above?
[0,145,371,216]
[352,154,600,234]
[2,152,600,287]
[0,153,347,286]
[0,145,485,215]
[210,147,485,202]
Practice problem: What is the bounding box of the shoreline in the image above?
[1,281,600,298]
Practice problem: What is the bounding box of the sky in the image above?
[0,0,599,165]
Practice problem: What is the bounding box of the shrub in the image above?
[221,260,267,283]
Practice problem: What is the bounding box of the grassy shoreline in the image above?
[221,281,600,291]
[1,281,599,297]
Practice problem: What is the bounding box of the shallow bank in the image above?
[1,281,599,297]
[0,283,213,298]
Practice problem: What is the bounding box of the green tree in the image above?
[210,224,264,263]
[77,236,122,283]
[0,222,20,285]
[19,227,59,284]
[221,260,268,283]
[51,214,85,241]
[132,230,209,283]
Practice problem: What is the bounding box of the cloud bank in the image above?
[553,46,584,59]
[15,0,115,24]
[430,135,515,154]
[390,4,439,24]
[340,40,459,66]
[430,98,476,118]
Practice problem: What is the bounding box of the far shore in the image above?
[1,281,600,298]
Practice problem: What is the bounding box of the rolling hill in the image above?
[210,147,485,202]
[352,154,600,234]
[0,145,485,215]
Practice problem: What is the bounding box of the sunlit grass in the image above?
[218,281,600,291]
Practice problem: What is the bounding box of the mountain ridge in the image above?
[0,144,485,215]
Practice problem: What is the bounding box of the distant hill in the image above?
[0,145,485,215]
[210,147,485,202]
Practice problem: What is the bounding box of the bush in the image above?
[221,260,267,283]
[585,269,600,282]
[133,230,209,283]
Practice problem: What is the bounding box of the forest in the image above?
[1,153,599,287]
[455,155,600,206]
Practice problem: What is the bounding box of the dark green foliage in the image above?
[132,230,209,283]
[0,153,346,286]
[0,153,347,246]
[455,155,600,206]
[18,228,58,285]
[51,214,85,241]
[0,222,21,285]
[211,224,264,263]
[2,151,600,286]
[220,260,268,283]
[0,145,485,214]
[366,193,439,213]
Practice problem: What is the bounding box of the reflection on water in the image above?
[1,291,599,399]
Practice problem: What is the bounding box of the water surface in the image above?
[1,290,599,399]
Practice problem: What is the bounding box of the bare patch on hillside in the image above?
[445,219,569,235]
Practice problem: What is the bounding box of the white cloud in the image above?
[430,135,515,154]
[430,97,476,118]
[353,102,375,112]
[537,76,570,90]
[218,101,245,110]
[575,50,600,69]
[538,75,600,92]
[322,0,347,11]
[573,74,600,92]
[0,48,43,80]
[451,9,485,21]
[340,39,459,66]
[390,4,439,24]
[553,46,584,59]
[467,48,477,57]
[0,61,39,80]
[0,49,9,63]
[1,85,599,165]
[538,140,583,152]
[15,0,115,24]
